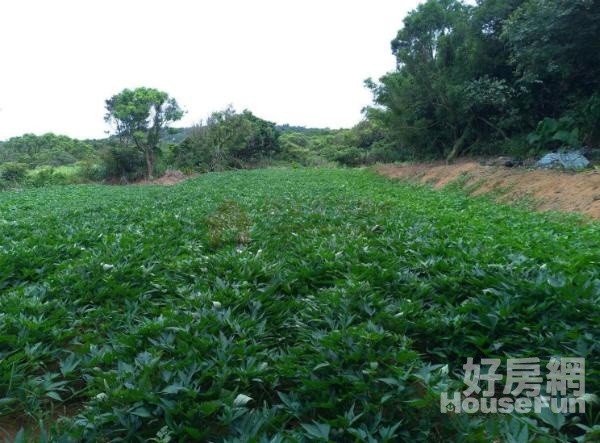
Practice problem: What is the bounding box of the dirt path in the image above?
[376,161,600,220]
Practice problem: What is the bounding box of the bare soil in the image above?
[106,169,194,186]
[140,169,191,185]
[376,161,600,220]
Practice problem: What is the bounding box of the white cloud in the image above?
[0,0,419,140]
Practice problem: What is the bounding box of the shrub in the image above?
[27,167,66,187]
[527,117,581,152]
[0,162,28,182]
[332,146,367,167]
[366,141,405,163]
[27,167,53,187]
[78,161,106,182]
[171,108,280,171]
[152,157,168,179]
[101,145,146,182]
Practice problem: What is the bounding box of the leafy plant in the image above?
[0,162,28,183]
[527,117,581,151]
[0,168,597,441]
[206,200,251,249]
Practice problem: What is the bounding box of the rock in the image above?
[535,150,590,171]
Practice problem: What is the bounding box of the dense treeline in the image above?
[0,133,97,166]
[1,0,599,187]
[362,0,600,161]
[0,134,104,188]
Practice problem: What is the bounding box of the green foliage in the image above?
[0,169,597,441]
[278,132,312,163]
[502,0,600,93]
[170,107,280,171]
[570,93,600,147]
[0,161,28,183]
[275,120,402,167]
[274,132,332,167]
[105,87,183,178]
[100,144,146,182]
[0,134,108,189]
[527,117,581,152]
[26,166,65,187]
[0,133,97,167]
[330,146,366,167]
[366,0,600,160]
[77,161,106,182]
[206,200,251,250]
[25,164,98,187]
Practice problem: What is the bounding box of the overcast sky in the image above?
[0,0,421,140]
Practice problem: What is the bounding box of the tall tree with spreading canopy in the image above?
[105,87,183,178]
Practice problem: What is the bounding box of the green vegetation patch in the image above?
[0,169,598,441]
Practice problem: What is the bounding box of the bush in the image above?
[27,167,70,187]
[101,146,146,182]
[527,117,581,152]
[27,167,53,187]
[78,161,106,182]
[332,147,367,167]
[0,162,28,183]
[171,108,281,171]
[169,136,213,171]
[366,141,405,163]
[278,144,314,166]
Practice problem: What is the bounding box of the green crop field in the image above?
[0,169,598,441]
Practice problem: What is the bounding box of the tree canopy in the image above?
[171,107,280,171]
[0,133,96,167]
[105,87,183,178]
[365,0,600,160]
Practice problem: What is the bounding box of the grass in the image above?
[0,168,598,441]
[27,164,81,179]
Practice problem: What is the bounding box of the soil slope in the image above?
[376,161,600,220]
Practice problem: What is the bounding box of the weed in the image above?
[206,200,251,249]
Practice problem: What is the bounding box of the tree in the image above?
[365,0,600,161]
[171,107,280,171]
[368,0,479,161]
[502,0,600,126]
[229,110,280,162]
[105,87,183,179]
[364,0,539,160]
